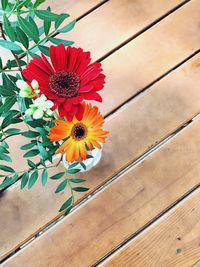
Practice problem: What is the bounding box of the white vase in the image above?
[62,147,102,172]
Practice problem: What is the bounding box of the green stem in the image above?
[20,29,58,59]
[66,174,75,203]
[0,131,25,142]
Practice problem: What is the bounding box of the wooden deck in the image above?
[1,0,200,266]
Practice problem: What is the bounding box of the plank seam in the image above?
[93,185,200,266]
[104,48,200,119]
[97,0,191,62]
[1,111,200,264]
[0,0,193,192]
[75,0,109,22]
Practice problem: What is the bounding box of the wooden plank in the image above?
[1,0,200,259]
[1,52,200,261]
[42,0,105,20]
[101,189,200,267]
[99,0,200,115]
[62,0,186,61]
[5,0,200,173]
[3,113,200,267]
[0,0,104,64]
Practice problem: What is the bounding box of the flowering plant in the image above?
[0,0,108,215]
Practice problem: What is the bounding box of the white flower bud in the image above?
[25,108,34,116]
[25,94,54,119]
[33,109,44,119]
[31,80,39,90]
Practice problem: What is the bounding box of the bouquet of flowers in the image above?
[0,0,108,215]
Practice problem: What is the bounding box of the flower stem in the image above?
[0,22,22,73]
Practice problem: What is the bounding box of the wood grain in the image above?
[0,0,104,64]
[99,0,200,115]
[1,0,200,262]
[101,189,200,267]
[63,0,186,61]
[1,52,200,261]
[4,0,200,174]
[3,114,200,267]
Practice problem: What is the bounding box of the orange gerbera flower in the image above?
[49,103,109,163]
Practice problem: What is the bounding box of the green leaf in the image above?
[7,59,27,68]
[21,131,40,138]
[72,187,89,192]
[33,0,45,8]
[34,10,59,21]
[4,128,21,135]
[23,149,40,158]
[48,37,73,46]
[29,16,40,40]
[0,96,16,113]
[0,57,2,70]
[2,141,9,148]
[44,20,51,36]
[44,6,51,36]
[28,170,38,189]
[38,45,49,56]
[68,162,79,169]
[27,159,37,169]
[18,15,39,43]
[2,73,17,90]
[3,15,16,42]
[1,0,8,10]
[59,196,73,212]
[55,13,69,29]
[41,168,48,186]
[21,171,29,189]
[0,165,15,173]
[0,153,12,162]
[86,155,94,159]
[0,40,21,52]
[50,172,65,180]
[55,179,68,193]
[63,206,72,216]
[16,0,31,11]
[0,85,16,96]
[0,174,18,188]
[16,27,29,49]
[80,161,86,170]
[37,142,48,160]
[20,142,36,150]
[0,146,9,154]
[67,168,80,174]
[58,20,76,33]
[69,178,86,183]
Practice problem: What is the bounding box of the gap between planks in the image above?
[1,103,200,265]
[98,187,200,267]
[0,2,200,262]
[1,0,193,193]
[0,0,197,264]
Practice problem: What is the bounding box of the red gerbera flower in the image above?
[23,44,105,121]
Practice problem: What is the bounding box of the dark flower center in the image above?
[49,71,80,98]
[71,123,88,140]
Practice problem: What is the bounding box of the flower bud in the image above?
[25,94,54,119]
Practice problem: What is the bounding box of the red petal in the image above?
[58,104,66,117]
[79,84,93,93]
[41,54,55,74]
[76,103,84,121]
[50,45,67,72]
[56,44,67,71]
[63,101,72,112]
[83,92,102,102]
[67,95,84,104]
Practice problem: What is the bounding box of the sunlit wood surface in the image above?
[1,0,200,266]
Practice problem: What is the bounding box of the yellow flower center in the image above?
[71,123,88,140]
